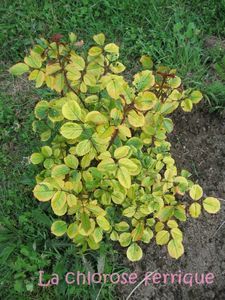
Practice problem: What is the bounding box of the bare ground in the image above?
[118,103,225,300]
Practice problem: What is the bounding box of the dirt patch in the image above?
[118,103,225,300]
[204,36,225,50]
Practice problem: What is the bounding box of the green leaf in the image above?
[41,146,52,157]
[67,223,78,239]
[34,100,49,119]
[189,184,203,201]
[51,220,67,237]
[30,152,44,164]
[174,206,186,221]
[115,221,130,232]
[133,70,155,91]
[190,91,203,104]
[126,243,143,262]
[51,191,67,212]
[9,63,29,75]
[157,206,174,222]
[60,122,83,139]
[203,197,220,214]
[80,212,91,232]
[163,118,174,133]
[52,164,70,177]
[140,55,153,69]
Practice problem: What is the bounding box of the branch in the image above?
[56,43,87,108]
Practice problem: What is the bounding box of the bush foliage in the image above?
[9,33,221,262]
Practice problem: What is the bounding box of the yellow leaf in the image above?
[33,182,55,202]
[128,110,145,127]
[96,216,111,231]
[62,100,81,121]
[117,167,131,189]
[54,73,64,92]
[9,63,29,75]
[85,111,108,125]
[93,33,105,46]
[167,239,184,259]
[189,202,201,218]
[60,122,83,139]
[46,63,61,75]
[35,70,45,88]
[70,54,85,70]
[126,243,143,262]
[83,73,96,86]
[114,146,130,159]
[110,62,126,74]
[203,197,220,214]
[156,230,170,245]
[189,184,203,201]
[67,194,78,207]
[170,228,183,241]
[104,43,119,54]
[24,52,42,68]
[106,79,123,99]
[88,46,102,57]
[134,91,157,111]
[181,99,193,112]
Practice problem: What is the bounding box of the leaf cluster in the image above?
[9,33,220,261]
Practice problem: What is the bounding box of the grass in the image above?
[0,0,225,299]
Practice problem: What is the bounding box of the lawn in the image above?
[0,1,225,299]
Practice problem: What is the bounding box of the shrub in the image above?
[9,33,221,262]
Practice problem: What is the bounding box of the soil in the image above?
[118,103,225,300]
